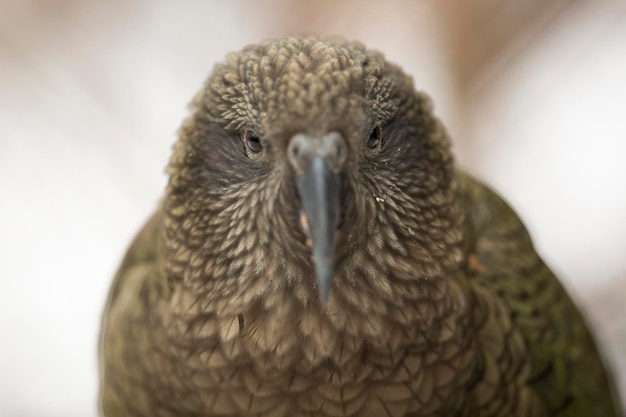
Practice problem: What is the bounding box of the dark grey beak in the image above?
[288,132,346,303]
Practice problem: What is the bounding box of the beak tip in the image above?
[314,259,333,304]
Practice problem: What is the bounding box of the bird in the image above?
[99,35,623,417]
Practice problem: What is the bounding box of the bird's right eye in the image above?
[243,129,263,154]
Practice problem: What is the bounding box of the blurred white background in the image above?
[1,1,624,416]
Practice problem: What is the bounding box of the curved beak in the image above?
[298,156,340,302]
[288,132,345,303]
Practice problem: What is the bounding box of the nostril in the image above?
[288,133,312,174]
[321,132,346,173]
[289,140,300,160]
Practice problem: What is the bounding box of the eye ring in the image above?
[244,129,263,154]
[367,125,382,149]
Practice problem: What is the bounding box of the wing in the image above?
[98,209,167,416]
[458,171,622,417]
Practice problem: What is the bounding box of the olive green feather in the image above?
[99,35,622,417]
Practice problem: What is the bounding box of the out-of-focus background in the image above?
[1,1,625,415]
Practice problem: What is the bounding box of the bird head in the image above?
[165,36,464,312]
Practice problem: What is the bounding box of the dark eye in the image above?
[367,125,381,149]
[244,129,263,154]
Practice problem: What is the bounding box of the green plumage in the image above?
[99,35,622,417]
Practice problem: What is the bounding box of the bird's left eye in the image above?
[244,130,263,154]
[367,125,381,149]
